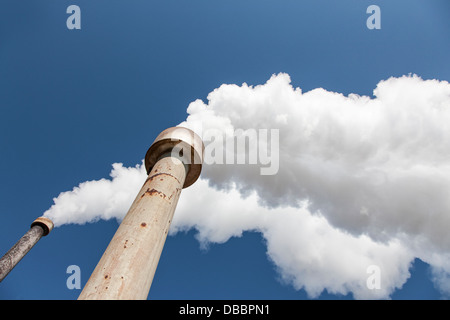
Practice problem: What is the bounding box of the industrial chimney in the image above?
[0,217,54,282]
[78,127,204,300]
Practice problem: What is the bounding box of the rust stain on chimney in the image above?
[141,188,167,199]
[145,172,181,184]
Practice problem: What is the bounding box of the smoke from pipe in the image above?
[44,73,450,299]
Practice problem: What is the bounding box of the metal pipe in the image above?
[0,217,54,282]
[78,127,204,300]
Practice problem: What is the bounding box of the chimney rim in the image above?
[31,217,54,236]
[145,127,204,188]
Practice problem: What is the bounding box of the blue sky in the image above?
[0,0,449,299]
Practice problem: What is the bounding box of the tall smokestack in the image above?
[0,217,54,282]
[78,127,204,300]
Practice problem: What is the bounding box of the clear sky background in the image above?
[0,0,449,299]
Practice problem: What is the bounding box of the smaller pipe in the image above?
[0,217,53,282]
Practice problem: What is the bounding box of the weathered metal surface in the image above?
[79,127,204,300]
[78,156,187,300]
[145,127,204,188]
[0,216,54,282]
[30,216,54,236]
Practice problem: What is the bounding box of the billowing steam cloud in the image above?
[44,73,450,299]
[44,163,146,227]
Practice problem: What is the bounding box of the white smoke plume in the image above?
[44,73,450,299]
[44,163,147,227]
